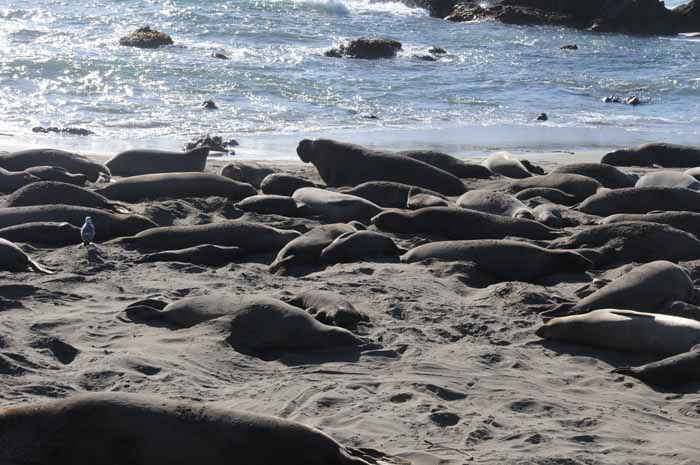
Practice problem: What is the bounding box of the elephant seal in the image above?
[684,166,700,181]
[5,181,129,213]
[339,181,445,209]
[599,211,700,238]
[400,239,591,282]
[96,173,257,203]
[0,168,39,193]
[137,245,244,267]
[602,143,700,168]
[578,187,700,216]
[456,190,533,219]
[396,150,493,179]
[514,187,577,206]
[551,163,637,189]
[406,192,450,209]
[536,309,700,356]
[481,152,532,179]
[235,195,300,217]
[372,207,561,240]
[0,206,156,240]
[260,173,315,196]
[24,165,87,186]
[507,173,602,202]
[635,171,700,190]
[542,261,694,319]
[293,187,382,223]
[287,290,368,329]
[613,347,700,388]
[0,148,110,182]
[269,223,356,273]
[106,147,209,177]
[0,238,53,274]
[320,231,405,263]
[532,203,565,227]
[0,222,81,247]
[114,221,300,253]
[297,139,466,196]
[0,392,380,465]
[220,162,275,188]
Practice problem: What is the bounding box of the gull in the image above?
[81,216,95,246]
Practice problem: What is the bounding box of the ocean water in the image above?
[0,0,698,159]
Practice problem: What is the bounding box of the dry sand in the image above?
[1,149,699,465]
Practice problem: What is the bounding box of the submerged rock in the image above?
[119,26,173,48]
[32,127,95,136]
[183,134,238,153]
[325,38,402,59]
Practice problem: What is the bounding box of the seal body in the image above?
[407,192,450,209]
[106,147,209,177]
[320,231,404,263]
[293,187,382,223]
[456,190,533,219]
[339,181,445,209]
[0,148,110,182]
[138,245,244,267]
[0,237,53,274]
[602,143,700,168]
[0,168,39,193]
[397,150,493,179]
[269,223,356,273]
[481,152,532,179]
[260,173,315,196]
[613,348,700,387]
[288,290,368,329]
[552,163,637,189]
[235,195,300,217]
[24,165,88,186]
[508,173,602,202]
[579,187,700,216]
[5,181,125,212]
[220,162,275,188]
[514,187,577,206]
[0,222,81,247]
[600,211,700,238]
[635,171,700,190]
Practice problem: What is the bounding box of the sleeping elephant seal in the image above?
[400,239,591,282]
[551,163,637,189]
[0,392,382,465]
[481,152,532,179]
[532,204,566,228]
[602,143,700,168]
[114,221,300,253]
[578,187,700,216]
[599,211,700,238]
[507,173,602,202]
[0,222,81,247]
[95,173,257,203]
[24,165,88,186]
[0,148,110,182]
[5,181,129,213]
[536,310,700,356]
[269,223,356,273]
[339,181,445,209]
[320,231,405,263]
[287,290,369,329]
[406,192,450,209]
[0,167,39,193]
[235,195,300,217]
[0,238,53,274]
[372,207,561,240]
[514,187,577,206]
[635,171,700,190]
[260,173,315,196]
[396,150,493,179]
[220,162,275,188]
[293,187,382,223]
[542,261,694,319]
[137,245,244,267]
[106,147,209,177]
[297,139,466,196]
[456,190,533,219]
[613,347,700,388]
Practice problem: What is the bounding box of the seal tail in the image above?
[28,259,55,275]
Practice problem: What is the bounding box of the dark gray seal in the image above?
[396,150,493,179]
[507,173,602,202]
[0,148,110,182]
[613,347,700,388]
[105,147,209,177]
[481,152,532,179]
[96,173,257,203]
[297,139,466,195]
[220,162,275,188]
[551,162,637,188]
[24,165,88,186]
[578,187,700,216]
[514,187,578,206]
[320,231,405,263]
[0,222,81,247]
[400,239,591,282]
[287,290,369,329]
[0,167,39,193]
[137,245,245,267]
[599,211,700,238]
[260,173,315,196]
[456,190,533,219]
[269,223,356,273]
[339,181,445,209]
[372,207,561,240]
[602,143,700,168]
[5,181,129,213]
[635,171,700,190]
[406,192,451,209]
[293,187,382,223]
[0,238,53,274]
[235,195,300,217]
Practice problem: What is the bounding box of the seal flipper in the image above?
[540,302,576,320]
[27,259,54,275]
[269,255,295,274]
[120,299,169,323]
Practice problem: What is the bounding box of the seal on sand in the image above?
[456,190,533,219]
[481,152,532,179]
[0,168,39,193]
[235,195,300,217]
[551,163,637,189]
[396,150,493,179]
[507,173,602,202]
[260,173,315,196]
[5,181,129,213]
[599,211,700,238]
[0,148,110,182]
[635,171,700,190]
[0,222,81,247]
[293,187,383,224]
[269,223,356,273]
[613,347,700,388]
[578,187,700,216]
[24,165,88,186]
[106,147,209,177]
[339,181,446,209]
[514,187,577,206]
[320,231,406,263]
[137,245,244,267]
[287,290,369,329]
[602,143,700,168]
[220,162,275,188]
[0,237,53,274]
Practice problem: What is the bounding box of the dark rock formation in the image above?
[325,38,402,59]
[119,26,173,48]
[183,134,238,153]
[32,127,95,136]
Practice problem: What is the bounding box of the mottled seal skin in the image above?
[507,173,602,202]
[400,239,591,282]
[106,147,209,177]
[5,181,128,213]
[235,195,300,217]
[406,192,450,209]
[536,310,700,357]
[260,173,315,196]
[24,165,88,186]
[0,148,110,182]
[456,190,533,219]
[578,187,700,216]
[514,187,578,206]
[551,163,637,189]
[269,223,356,273]
[220,162,275,188]
[372,207,561,241]
[0,167,39,193]
[0,206,156,241]
[320,231,405,263]
[481,152,532,179]
[288,290,369,329]
[635,171,700,190]
[602,143,700,168]
[293,187,383,223]
[0,222,81,247]
[599,211,700,238]
[114,221,300,253]
[396,150,493,179]
[542,261,694,319]
[0,237,53,274]
[96,173,257,203]
[613,347,700,388]
[297,139,466,196]
[137,245,245,267]
[0,393,376,465]
[339,181,446,209]
[532,204,566,228]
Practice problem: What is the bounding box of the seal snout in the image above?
[297,139,315,163]
[535,325,549,339]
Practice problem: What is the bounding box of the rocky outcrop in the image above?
[325,38,402,59]
[119,26,173,48]
[184,134,238,153]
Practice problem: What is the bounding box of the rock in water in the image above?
[119,26,173,48]
[325,38,402,59]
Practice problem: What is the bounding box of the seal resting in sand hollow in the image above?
[578,187,700,216]
[106,147,209,177]
[5,181,129,213]
[0,148,110,182]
